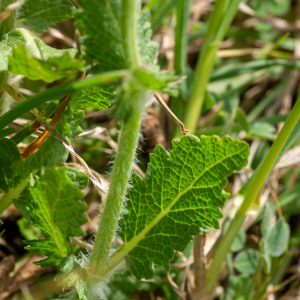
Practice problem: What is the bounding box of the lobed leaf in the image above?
[8,46,83,82]
[114,135,249,279]
[18,0,74,33]
[25,168,88,267]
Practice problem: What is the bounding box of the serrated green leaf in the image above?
[74,0,157,72]
[113,135,249,280]
[137,8,158,68]
[74,0,127,72]
[71,87,111,111]
[0,138,23,193]
[234,249,259,275]
[18,0,74,33]
[64,167,89,190]
[24,168,88,267]
[0,29,77,74]
[261,201,274,239]
[267,218,290,257]
[8,46,83,82]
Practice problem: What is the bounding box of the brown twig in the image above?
[167,272,187,299]
[267,184,283,218]
[191,235,206,299]
[239,3,297,31]
[154,92,189,135]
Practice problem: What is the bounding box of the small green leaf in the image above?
[134,69,179,96]
[17,217,42,240]
[0,138,23,193]
[60,255,76,273]
[113,135,249,280]
[267,218,290,257]
[268,0,290,16]
[234,249,260,275]
[71,87,111,111]
[64,167,89,190]
[250,122,276,140]
[261,238,271,274]
[236,109,250,134]
[25,168,88,267]
[8,46,83,82]
[18,0,74,33]
[0,29,77,74]
[261,202,274,239]
[231,227,246,252]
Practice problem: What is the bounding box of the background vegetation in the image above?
[0,0,300,299]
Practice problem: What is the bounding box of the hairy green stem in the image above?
[205,95,300,293]
[89,0,144,275]
[121,0,141,68]
[183,0,242,134]
[89,92,145,274]
[0,0,18,114]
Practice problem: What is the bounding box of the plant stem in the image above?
[173,0,189,138]
[183,0,242,134]
[0,0,18,114]
[205,95,300,293]
[245,258,262,300]
[89,0,145,275]
[121,0,141,68]
[192,235,206,299]
[89,92,145,274]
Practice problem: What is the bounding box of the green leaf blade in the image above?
[18,0,74,33]
[25,168,88,267]
[267,218,290,257]
[8,46,83,82]
[0,29,78,77]
[0,138,23,193]
[74,0,127,72]
[116,135,249,280]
